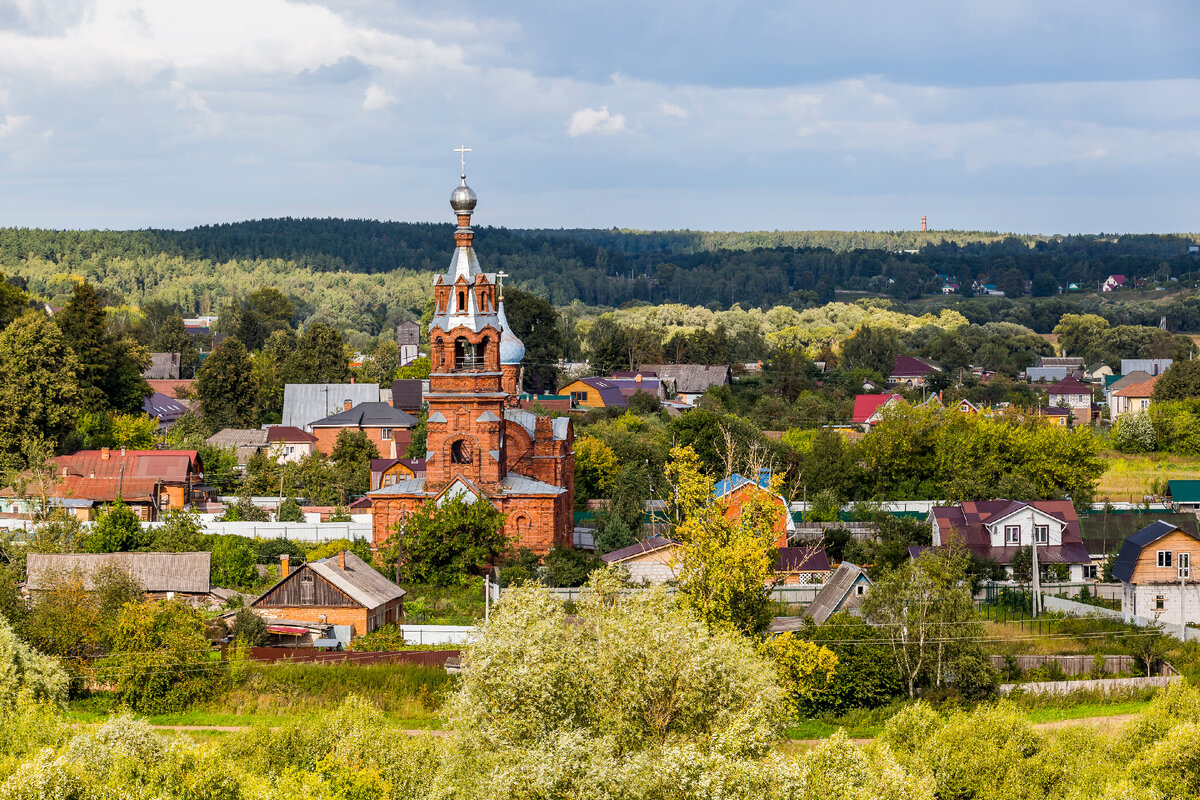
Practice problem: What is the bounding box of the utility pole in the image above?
[1031,533,1041,617]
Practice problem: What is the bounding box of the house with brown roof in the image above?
[928,500,1093,581]
[889,356,941,387]
[266,426,318,463]
[1111,374,1160,420]
[391,379,424,415]
[251,550,405,639]
[49,448,209,516]
[1046,377,1099,424]
[559,372,667,410]
[371,458,426,491]
[600,536,680,584]
[774,546,831,585]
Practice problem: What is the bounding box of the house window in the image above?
[1155,595,1166,611]
[855,585,865,596]
[1034,525,1049,544]
[1083,564,1098,580]
[1158,551,1173,568]
[1180,553,1191,579]
[285,445,295,456]
[300,576,314,605]
[1140,399,1150,410]
[381,427,393,441]
[571,390,589,403]
[1005,526,1020,545]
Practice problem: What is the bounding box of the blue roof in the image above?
[713,469,771,498]
[1112,520,1196,583]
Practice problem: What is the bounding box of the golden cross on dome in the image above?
[454,145,471,177]
[495,270,509,299]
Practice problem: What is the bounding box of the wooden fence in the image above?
[989,654,1135,676]
[999,675,1178,696]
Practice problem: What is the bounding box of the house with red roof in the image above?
[889,355,941,387]
[1102,274,1127,292]
[928,500,1093,581]
[266,426,318,463]
[1046,377,1099,424]
[852,394,906,428]
[1110,374,1160,421]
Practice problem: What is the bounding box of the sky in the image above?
[0,1,1198,233]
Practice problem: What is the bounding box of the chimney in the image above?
[280,553,290,578]
[344,399,353,411]
[337,550,346,570]
[120,447,126,457]
[634,373,643,384]
[100,447,110,461]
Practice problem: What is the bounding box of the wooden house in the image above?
[25,552,213,602]
[1113,520,1200,628]
[251,550,405,639]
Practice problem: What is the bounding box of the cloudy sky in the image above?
[0,1,1197,233]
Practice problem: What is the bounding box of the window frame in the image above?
[1158,550,1174,568]
[1180,552,1191,579]
[1155,595,1166,611]
[1034,525,1049,544]
[1004,525,1021,545]
[380,427,393,441]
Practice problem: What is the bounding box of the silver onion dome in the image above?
[450,177,477,214]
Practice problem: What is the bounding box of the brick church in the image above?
[368,165,576,555]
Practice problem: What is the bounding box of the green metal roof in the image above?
[1168,480,1200,504]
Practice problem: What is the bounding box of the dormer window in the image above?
[1005,525,1020,545]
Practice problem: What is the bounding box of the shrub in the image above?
[276,496,306,522]
[762,633,838,719]
[950,650,1000,702]
[1112,412,1157,453]
[0,615,68,708]
[542,545,599,588]
[230,608,269,646]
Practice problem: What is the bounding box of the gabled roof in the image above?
[1047,377,1092,395]
[929,499,1089,565]
[1039,357,1085,368]
[206,429,269,448]
[1112,521,1200,583]
[601,535,679,564]
[143,352,181,380]
[1108,370,1152,392]
[775,547,830,573]
[1168,480,1200,504]
[266,425,317,443]
[565,377,629,407]
[146,379,195,399]
[637,364,732,394]
[308,551,405,608]
[309,401,418,429]
[1112,374,1159,398]
[802,562,872,624]
[143,392,188,422]
[852,393,904,424]
[26,552,211,593]
[282,383,381,430]
[890,356,939,377]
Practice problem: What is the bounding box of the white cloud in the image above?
[0,114,32,140]
[659,100,688,119]
[567,105,627,137]
[362,84,395,111]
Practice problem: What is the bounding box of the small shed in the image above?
[600,536,680,584]
[801,562,872,624]
[251,551,405,639]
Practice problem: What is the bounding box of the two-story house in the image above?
[1046,377,1098,424]
[928,500,1094,580]
[1113,520,1200,629]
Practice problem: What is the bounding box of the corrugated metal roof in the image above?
[282,383,380,430]
[601,535,679,564]
[1169,480,1200,504]
[391,379,423,411]
[143,352,181,380]
[26,552,211,593]
[503,473,567,495]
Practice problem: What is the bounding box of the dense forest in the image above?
[1,221,1199,343]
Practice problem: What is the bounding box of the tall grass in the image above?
[222,662,454,717]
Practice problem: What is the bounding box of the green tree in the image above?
[0,273,29,332]
[383,494,507,587]
[0,313,83,468]
[286,321,350,384]
[276,496,305,522]
[149,314,201,377]
[1001,267,1024,298]
[56,281,110,408]
[197,336,257,428]
[95,599,221,712]
[81,500,146,553]
[541,545,599,588]
[762,633,839,719]
[405,408,427,459]
[0,614,68,708]
[1031,271,1058,297]
[503,286,564,394]
[798,613,905,712]
[330,429,379,499]
[1154,360,1200,402]
[1113,412,1157,453]
[210,534,258,589]
[101,335,152,413]
[230,607,269,646]
[149,509,206,552]
[840,325,899,377]
[666,445,776,636]
[110,413,158,449]
[595,515,637,555]
[1053,313,1109,358]
[573,436,618,508]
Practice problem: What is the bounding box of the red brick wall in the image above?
[724,484,791,547]
[313,426,411,459]
[255,606,369,637]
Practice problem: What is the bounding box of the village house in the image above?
[266,426,318,463]
[1110,373,1160,420]
[281,382,381,430]
[888,355,941,387]
[367,170,575,555]
[600,536,680,584]
[1046,377,1099,424]
[712,469,795,546]
[371,457,426,491]
[308,401,419,459]
[559,372,666,410]
[1166,480,1200,513]
[1102,274,1127,291]
[637,364,732,405]
[1025,356,1084,383]
[205,429,269,465]
[25,552,215,603]
[928,500,1094,581]
[1113,520,1200,628]
[142,392,189,431]
[251,551,405,639]
[1121,358,1173,377]
[771,562,873,632]
[851,393,906,428]
[773,546,831,585]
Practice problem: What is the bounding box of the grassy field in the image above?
[403,583,487,625]
[1096,451,1200,502]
